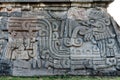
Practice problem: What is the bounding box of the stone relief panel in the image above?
[0,5,120,76]
[6,18,38,60]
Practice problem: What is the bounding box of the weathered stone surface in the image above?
[0,0,119,76]
[0,60,12,75]
[0,0,114,2]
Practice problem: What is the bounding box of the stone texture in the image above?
[0,0,119,76]
[0,0,114,2]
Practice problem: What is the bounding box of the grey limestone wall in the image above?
[0,0,120,76]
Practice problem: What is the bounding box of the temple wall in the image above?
[0,0,120,76]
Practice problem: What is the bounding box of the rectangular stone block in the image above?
[13,60,31,69]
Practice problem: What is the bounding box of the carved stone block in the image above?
[0,0,120,76]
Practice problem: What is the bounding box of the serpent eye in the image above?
[89,19,95,23]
